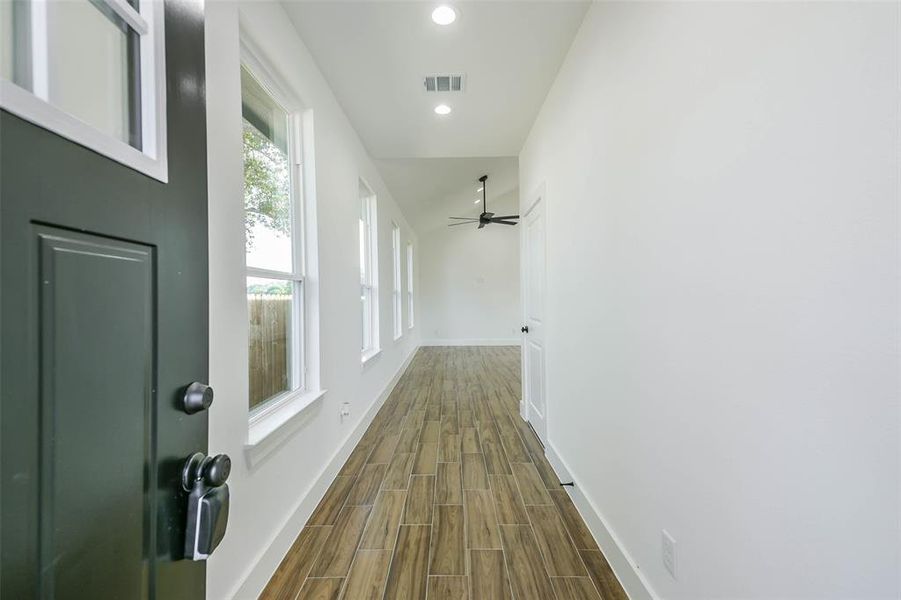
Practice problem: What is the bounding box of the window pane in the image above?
[242,68,293,273]
[46,0,141,148]
[407,245,414,328]
[359,215,367,284]
[392,225,401,338]
[241,66,288,154]
[361,286,372,351]
[359,182,377,354]
[248,277,293,409]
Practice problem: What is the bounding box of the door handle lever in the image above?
[182,453,230,560]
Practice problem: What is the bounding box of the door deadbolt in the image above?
[183,382,214,414]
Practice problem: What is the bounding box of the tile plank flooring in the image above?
[260,347,627,600]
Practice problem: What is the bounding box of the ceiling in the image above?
[283,1,588,158]
[282,1,589,231]
[375,157,518,232]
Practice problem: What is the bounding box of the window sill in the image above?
[361,348,382,366]
[246,387,327,449]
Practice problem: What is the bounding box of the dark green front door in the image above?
[1,2,209,598]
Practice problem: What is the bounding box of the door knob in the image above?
[203,454,231,487]
[182,452,231,491]
[182,453,230,560]
[183,382,214,414]
[521,326,529,333]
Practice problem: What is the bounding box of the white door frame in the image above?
[520,182,547,442]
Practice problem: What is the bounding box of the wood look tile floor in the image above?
[260,347,627,600]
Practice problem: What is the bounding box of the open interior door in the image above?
[521,187,548,445]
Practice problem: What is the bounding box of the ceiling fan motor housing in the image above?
[447,174,520,228]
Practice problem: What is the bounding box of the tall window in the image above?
[242,65,305,411]
[406,243,415,329]
[391,223,403,340]
[360,181,379,359]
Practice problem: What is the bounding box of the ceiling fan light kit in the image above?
[448,174,520,229]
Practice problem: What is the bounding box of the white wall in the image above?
[205,3,420,598]
[520,3,900,599]
[420,190,521,345]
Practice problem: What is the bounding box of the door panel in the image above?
[527,340,544,419]
[528,214,544,322]
[38,229,154,600]
[1,2,209,598]
[522,194,547,443]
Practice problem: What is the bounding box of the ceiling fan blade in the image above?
[448,221,476,227]
[489,220,518,226]
[478,221,487,229]
[490,215,519,220]
[448,216,479,220]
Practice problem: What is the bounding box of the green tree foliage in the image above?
[243,120,291,248]
[246,281,292,296]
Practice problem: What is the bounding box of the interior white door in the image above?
[521,192,547,444]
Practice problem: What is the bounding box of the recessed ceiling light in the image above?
[477,187,483,192]
[431,5,456,25]
[434,104,452,115]
[474,199,481,204]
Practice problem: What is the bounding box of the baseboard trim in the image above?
[545,443,658,600]
[420,338,520,347]
[230,345,419,599]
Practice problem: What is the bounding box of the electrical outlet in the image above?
[662,529,677,579]
[340,402,351,420]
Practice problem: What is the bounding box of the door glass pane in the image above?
[242,67,293,273]
[46,0,141,148]
[247,277,293,409]
[0,0,14,81]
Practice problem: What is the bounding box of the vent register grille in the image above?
[424,74,465,92]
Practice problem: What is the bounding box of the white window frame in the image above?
[360,180,380,363]
[391,223,403,341]
[241,43,323,442]
[407,242,415,329]
[0,0,168,181]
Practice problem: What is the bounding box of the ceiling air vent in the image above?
[424,74,465,93]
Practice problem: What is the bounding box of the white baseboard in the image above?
[230,346,419,599]
[545,443,658,600]
[420,338,521,347]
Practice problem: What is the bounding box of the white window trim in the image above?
[240,37,322,444]
[247,388,326,449]
[0,0,168,182]
[361,348,382,365]
[360,179,380,362]
[391,223,403,341]
[407,242,415,329]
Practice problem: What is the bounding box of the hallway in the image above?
[260,347,626,600]
[0,0,897,598]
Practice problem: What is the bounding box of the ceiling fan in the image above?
[448,175,519,229]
